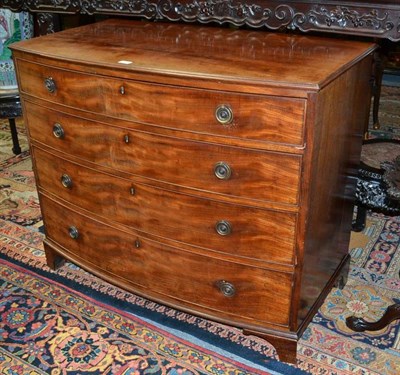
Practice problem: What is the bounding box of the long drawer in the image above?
[33,147,297,265]
[27,105,302,205]
[40,193,293,327]
[18,60,306,146]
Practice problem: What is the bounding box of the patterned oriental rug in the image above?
[0,117,400,375]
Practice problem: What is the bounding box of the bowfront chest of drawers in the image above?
[11,20,376,362]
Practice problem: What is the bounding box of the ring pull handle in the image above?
[215,280,236,297]
[215,220,232,236]
[215,105,233,125]
[214,162,231,180]
[68,226,79,240]
[60,174,73,189]
[53,123,65,139]
[44,77,56,93]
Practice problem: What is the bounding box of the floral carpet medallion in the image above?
[1,258,275,375]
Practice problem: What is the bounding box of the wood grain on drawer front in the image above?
[26,105,301,205]
[33,147,297,265]
[18,61,306,145]
[40,194,292,327]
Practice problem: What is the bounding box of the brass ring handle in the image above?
[68,226,79,239]
[61,174,72,189]
[53,123,65,139]
[215,280,236,297]
[214,162,231,180]
[44,77,56,93]
[215,105,233,125]
[215,220,232,236]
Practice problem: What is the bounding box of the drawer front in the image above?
[19,61,306,145]
[33,147,297,265]
[26,104,301,205]
[41,194,292,327]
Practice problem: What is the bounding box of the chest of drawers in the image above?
[11,20,376,363]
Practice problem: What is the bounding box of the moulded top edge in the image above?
[10,19,377,90]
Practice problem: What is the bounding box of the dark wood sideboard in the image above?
[0,0,400,40]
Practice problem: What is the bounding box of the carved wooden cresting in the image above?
[11,19,376,363]
[1,0,400,40]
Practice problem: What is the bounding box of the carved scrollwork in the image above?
[160,2,310,31]
[0,0,399,40]
[87,0,158,18]
[306,5,395,36]
[36,12,57,33]
[170,0,268,26]
[168,2,400,40]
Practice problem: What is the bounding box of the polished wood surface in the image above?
[297,55,374,329]
[40,194,294,329]
[11,20,376,363]
[14,20,375,90]
[19,61,307,143]
[33,146,298,266]
[27,110,302,206]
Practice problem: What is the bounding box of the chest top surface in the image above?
[11,19,376,90]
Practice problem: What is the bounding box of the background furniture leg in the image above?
[372,51,384,130]
[352,205,367,232]
[9,118,21,155]
[346,303,400,332]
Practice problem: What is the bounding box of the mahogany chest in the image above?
[11,20,376,362]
